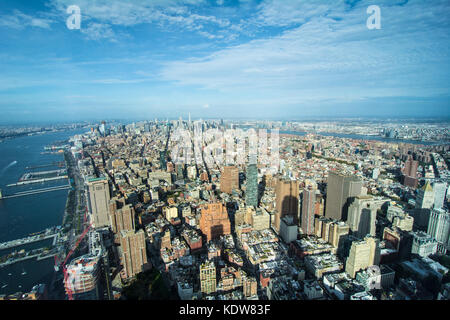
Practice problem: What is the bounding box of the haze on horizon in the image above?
[0,0,449,123]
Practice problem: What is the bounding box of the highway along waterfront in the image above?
[0,128,87,296]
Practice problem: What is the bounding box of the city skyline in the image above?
[0,0,449,306]
[0,0,449,123]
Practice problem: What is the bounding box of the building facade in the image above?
[199,202,231,242]
[220,166,239,194]
[119,229,148,279]
[86,177,111,228]
[274,178,299,232]
[325,171,362,221]
[245,163,258,207]
[301,187,316,235]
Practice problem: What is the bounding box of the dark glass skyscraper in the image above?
[160,150,167,170]
[325,171,362,221]
[245,163,258,207]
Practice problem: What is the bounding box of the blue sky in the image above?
[0,0,449,123]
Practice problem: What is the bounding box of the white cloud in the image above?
[90,78,150,84]
[49,0,236,40]
[0,10,53,29]
[159,0,450,103]
[81,22,117,41]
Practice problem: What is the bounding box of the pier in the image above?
[0,248,57,268]
[0,227,60,251]
[0,185,70,199]
[7,176,68,187]
[25,162,65,170]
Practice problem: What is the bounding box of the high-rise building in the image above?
[433,181,447,209]
[245,163,258,207]
[427,209,450,252]
[345,236,380,278]
[416,181,435,209]
[274,178,299,232]
[199,202,231,242]
[329,221,350,254]
[411,231,438,258]
[325,171,362,221]
[119,229,148,279]
[402,157,419,188]
[109,198,135,233]
[249,207,271,231]
[279,216,298,243]
[159,150,167,171]
[86,177,111,228]
[99,121,106,137]
[301,187,316,235]
[220,166,239,194]
[243,277,258,298]
[64,254,101,300]
[403,157,418,178]
[200,260,216,294]
[347,195,385,238]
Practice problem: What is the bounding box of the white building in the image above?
[303,280,324,300]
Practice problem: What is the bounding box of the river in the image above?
[0,128,87,296]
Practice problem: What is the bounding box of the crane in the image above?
[54,222,92,300]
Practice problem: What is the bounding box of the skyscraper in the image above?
[200,260,216,294]
[199,202,231,242]
[416,181,435,209]
[220,166,239,194]
[329,221,350,256]
[64,254,101,300]
[86,177,111,228]
[345,236,380,278]
[433,181,447,209]
[245,163,258,207]
[427,209,450,252]
[274,178,299,233]
[301,187,316,235]
[403,157,418,178]
[402,157,419,188]
[347,195,384,238]
[160,150,167,171]
[109,197,135,233]
[119,229,148,279]
[325,171,362,221]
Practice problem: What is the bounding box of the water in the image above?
[280,130,444,146]
[0,128,87,296]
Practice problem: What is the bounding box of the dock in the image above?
[25,162,65,170]
[0,249,57,268]
[0,185,70,199]
[0,228,60,251]
[7,176,68,187]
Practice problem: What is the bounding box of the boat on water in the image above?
[21,269,27,275]
[1,284,7,288]
[8,273,12,276]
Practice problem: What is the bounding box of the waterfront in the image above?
[0,128,86,296]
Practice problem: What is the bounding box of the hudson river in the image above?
[0,128,86,296]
